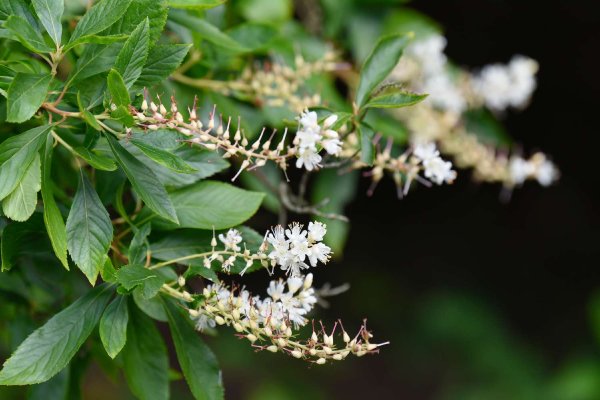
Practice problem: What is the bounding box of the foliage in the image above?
[0,0,561,399]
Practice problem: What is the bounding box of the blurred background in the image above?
[2,0,599,399]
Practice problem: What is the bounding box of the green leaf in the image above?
[107,69,130,107]
[169,10,246,52]
[0,125,51,200]
[72,146,117,171]
[355,33,412,108]
[464,108,512,147]
[115,18,150,88]
[364,88,427,109]
[110,105,135,126]
[3,15,54,53]
[65,33,128,49]
[41,133,68,269]
[133,288,167,321]
[127,143,229,188]
[66,169,114,285]
[163,298,224,400]
[99,295,129,359]
[69,43,121,84]
[6,73,52,123]
[228,23,278,52]
[123,302,169,400]
[68,0,133,45]
[0,284,113,385]
[130,139,196,173]
[32,0,63,46]
[105,134,178,223]
[106,0,168,46]
[358,123,375,165]
[134,44,190,89]
[0,213,46,272]
[156,181,263,230]
[129,222,151,265]
[168,0,225,9]
[116,264,166,299]
[2,154,41,222]
[27,368,69,400]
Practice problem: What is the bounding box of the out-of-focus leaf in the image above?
[163,298,224,400]
[168,0,225,9]
[122,302,169,400]
[0,284,113,385]
[2,154,41,222]
[99,295,129,359]
[355,33,411,108]
[169,10,247,52]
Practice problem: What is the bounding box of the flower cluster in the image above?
[471,56,538,111]
[359,138,456,197]
[387,34,558,191]
[266,221,331,276]
[188,276,387,364]
[509,153,558,187]
[293,111,342,171]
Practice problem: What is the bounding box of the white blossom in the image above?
[218,228,243,251]
[422,157,457,185]
[266,222,331,277]
[294,110,342,170]
[536,159,558,187]
[295,146,322,171]
[472,55,538,110]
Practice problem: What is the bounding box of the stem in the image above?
[43,102,81,118]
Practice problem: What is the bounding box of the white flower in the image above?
[509,157,534,185]
[308,221,327,242]
[421,74,466,113]
[265,222,331,276]
[296,128,321,149]
[218,229,243,251]
[287,276,303,294]
[322,114,338,129]
[413,142,440,162]
[296,147,322,171]
[422,157,457,185]
[536,160,557,187]
[307,242,331,267]
[299,110,320,132]
[472,55,538,110]
[322,138,342,155]
[406,35,448,76]
[267,280,286,300]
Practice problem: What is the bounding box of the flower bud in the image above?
[316,358,326,365]
[291,350,302,359]
[215,316,226,325]
[266,345,278,353]
[246,334,257,342]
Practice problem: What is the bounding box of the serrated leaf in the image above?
[6,73,52,123]
[99,295,129,359]
[355,33,411,108]
[163,298,224,400]
[358,123,375,165]
[32,0,63,46]
[134,44,190,89]
[3,15,54,53]
[130,139,196,173]
[2,154,41,222]
[364,89,427,109]
[116,264,165,299]
[126,141,228,188]
[106,0,168,46]
[41,133,68,269]
[154,181,263,230]
[115,18,149,88]
[66,33,128,49]
[122,302,169,400]
[169,10,247,52]
[68,0,133,45]
[69,43,121,84]
[0,125,51,200]
[168,0,225,9]
[105,134,178,223]
[129,222,151,265]
[66,169,113,285]
[107,69,130,107]
[0,284,113,385]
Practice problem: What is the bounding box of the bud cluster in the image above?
[188,278,387,364]
[235,51,342,113]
